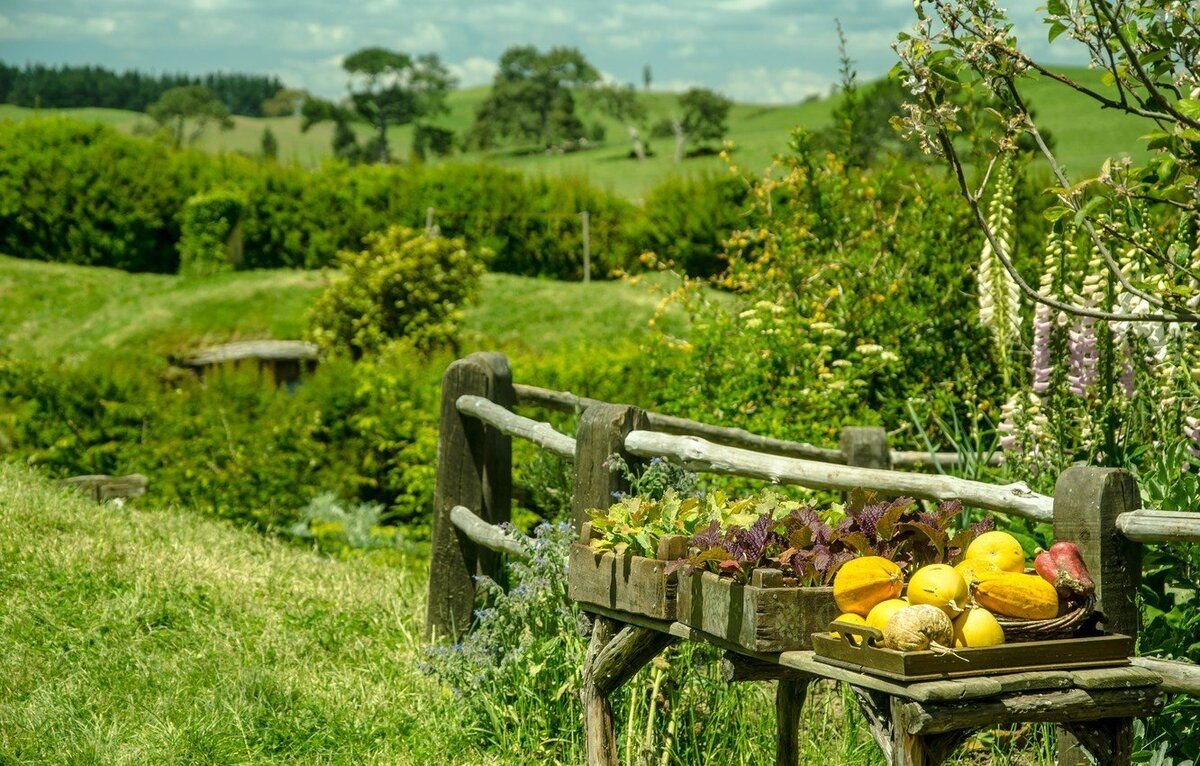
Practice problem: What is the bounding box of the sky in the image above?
[0,1,1077,104]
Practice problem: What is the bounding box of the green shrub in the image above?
[178,189,245,276]
[0,118,185,271]
[629,172,749,277]
[643,134,1022,448]
[0,118,640,279]
[308,226,487,358]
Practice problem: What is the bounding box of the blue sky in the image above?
[0,1,1073,103]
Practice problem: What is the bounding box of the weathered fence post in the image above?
[840,426,892,470]
[1052,466,1142,766]
[575,404,649,766]
[425,352,514,640]
[571,403,647,531]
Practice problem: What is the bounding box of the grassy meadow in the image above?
[0,66,1153,198]
[0,254,688,361]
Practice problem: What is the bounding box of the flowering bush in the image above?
[641,133,1013,449]
[308,226,487,358]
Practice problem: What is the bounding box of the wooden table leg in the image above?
[775,676,811,766]
[582,616,618,766]
[1063,718,1134,765]
[580,616,675,766]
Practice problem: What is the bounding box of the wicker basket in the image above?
[994,597,1101,642]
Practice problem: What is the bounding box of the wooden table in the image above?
[580,606,1164,766]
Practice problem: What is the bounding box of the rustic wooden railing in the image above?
[425,352,1200,764]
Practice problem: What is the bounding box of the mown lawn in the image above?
[0,254,687,361]
[0,461,462,764]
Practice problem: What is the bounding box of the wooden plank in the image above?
[1115,509,1200,543]
[568,544,678,619]
[1053,466,1142,766]
[456,394,576,460]
[426,353,512,640]
[896,686,1163,735]
[675,569,837,652]
[63,473,148,502]
[1131,656,1200,695]
[624,431,1054,521]
[449,505,528,560]
[571,404,648,531]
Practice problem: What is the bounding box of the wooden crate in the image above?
[567,523,685,620]
[812,621,1132,682]
[675,568,838,653]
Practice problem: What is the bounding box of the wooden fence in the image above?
[425,352,1200,762]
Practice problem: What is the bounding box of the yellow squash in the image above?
[973,572,1060,619]
[833,556,904,616]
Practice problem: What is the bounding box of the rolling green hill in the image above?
[0,254,687,360]
[0,66,1151,198]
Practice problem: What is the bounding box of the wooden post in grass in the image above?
[575,403,652,766]
[1052,466,1142,766]
[425,352,514,641]
[581,210,591,284]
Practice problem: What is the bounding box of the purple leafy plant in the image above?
[668,491,994,586]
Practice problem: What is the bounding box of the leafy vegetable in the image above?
[668,493,994,585]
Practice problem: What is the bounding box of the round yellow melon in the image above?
[953,607,1005,648]
[954,558,1003,586]
[866,598,909,633]
[830,612,867,645]
[833,556,904,616]
[906,564,969,618]
[965,530,1026,573]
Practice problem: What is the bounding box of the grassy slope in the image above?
[0,66,1148,198]
[0,461,465,764]
[0,254,683,360]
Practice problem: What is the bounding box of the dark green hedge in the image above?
[0,118,703,280]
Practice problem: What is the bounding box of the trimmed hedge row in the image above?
[0,117,741,279]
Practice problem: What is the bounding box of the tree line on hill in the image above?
[0,60,283,117]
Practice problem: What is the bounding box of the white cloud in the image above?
[722,66,827,104]
[277,20,353,52]
[447,56,497,87]
[396,20,446,52]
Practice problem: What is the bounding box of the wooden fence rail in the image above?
[513,383,1000,470]
[624,430,1055,522]
[456,394,576,460]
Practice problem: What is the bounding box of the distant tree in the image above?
[652,87,731,163]
[260,126,279,160]
[412,123,455,160]
[340,47,455,163]
[301,96,365,162]
[642,64,652,91]
[147,85,234,148]
[0,60,282,115]
[471,46,599,150]
[590,83,648,161]
[261,87,307,117]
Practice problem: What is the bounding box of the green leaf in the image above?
[1047,21,1067,43]
[1176,99,1200,121]
[1043,205,1072,222]
[1045,0,1067,15]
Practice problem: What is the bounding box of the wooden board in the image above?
[568,526,685,620]
[569,544,678,619]
[675,569,838,653]
[812,628,1133,682]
